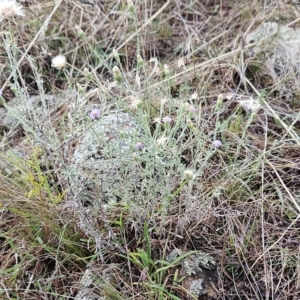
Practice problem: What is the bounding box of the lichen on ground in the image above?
[182,251,216,276]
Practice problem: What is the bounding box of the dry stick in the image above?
[0,0,63,92]
[91,0,171,73]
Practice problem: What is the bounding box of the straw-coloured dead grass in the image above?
[0,0,300,299]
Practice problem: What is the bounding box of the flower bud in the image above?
[164,64,170,77]
[75,25,86,39]
[112,65,122,83]
[216,94,223,111]
[83,67,92,80]
[137,54,144,68]
[76,82,85,94]
[186,118,194,129]
[112,49,120,64]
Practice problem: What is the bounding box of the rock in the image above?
[0,92,71,130]
[245,22,300,72]
[167,248,218,299]
[69,112,141,206]
[245,22,300,97]
[73,263,122,300]
[75,269,98,300]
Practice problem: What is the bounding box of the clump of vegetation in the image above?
[1,0,300,299]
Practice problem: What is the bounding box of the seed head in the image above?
[51,54,66,70]
[0,0,25,22]
[190,93,198,100]
[184,170,194,180]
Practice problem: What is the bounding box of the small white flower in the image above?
[51,54,66,70]
[190,93,198,100]
[129,96,142,110]
[153,116,161,124]
[160,97,168,105]
[238,97,261,112]
[0,0,25,21]
[157,136,167,145]
[177,57,185,68]
[223,92,235,100]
